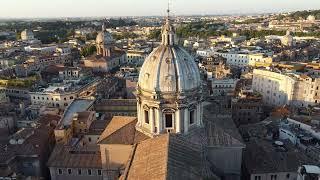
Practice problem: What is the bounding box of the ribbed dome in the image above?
[21,29,33,37]
[138,19,201,93]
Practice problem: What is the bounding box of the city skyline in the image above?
[1,0,320,18]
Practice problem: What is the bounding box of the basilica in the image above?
[48,12,244,180]
[83,24,126,72]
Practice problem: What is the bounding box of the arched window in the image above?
[163,109,175,129]
[165,114,173,128]
[190,110,195,125]
[144,110,149,124]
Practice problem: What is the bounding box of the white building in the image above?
[24,44,57,53]
[252,69,320,107]
[252,69,296,106]
[58,67,82,80]
[126,50,148,65]
[30,78,99,109]
[212,78,238,96]
[212,33,246,44]
[215,51,272,68]
[196,49,214,57]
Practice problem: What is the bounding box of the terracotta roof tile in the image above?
[122,134,217,180]
[47,145,102,169]
[97,116,137,144]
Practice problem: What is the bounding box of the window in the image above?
[144,110,149,124]
[165,114,173,128]
[88,169,92,175]
[58,169,62,175]
[88,137,92,142]
[189,110,195,125]
[271,175,277,180]
[78,169,82,175]
[97,169,102,176]
[254,176,261,180]
[286,173,290,178]
[67,169,72,174]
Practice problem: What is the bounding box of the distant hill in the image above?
[286,9,320,20]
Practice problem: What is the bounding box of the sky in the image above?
[1,0,320,18]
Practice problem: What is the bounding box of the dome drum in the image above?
[137,87,202,106]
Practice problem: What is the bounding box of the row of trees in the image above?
[0,18,138,44]
[174,21,320,39]
[112,32,138,40]
[239,30,287,39]
[232,18,264,24]
[176,23,231,38]
[0,76,39,88]
[286,10,320,20]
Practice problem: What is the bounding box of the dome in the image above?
[282,30,294,46]
[21,29,34,41]
[21,29,32,35]
[307,15,316,22]
[96,31,113,45]
[138,19,201,93]
[135,13,203,137]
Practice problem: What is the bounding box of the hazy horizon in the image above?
[1,0,320,18]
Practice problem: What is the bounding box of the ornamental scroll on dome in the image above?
[165,75,175,86]
[165,57,171,64]
[144,73,150,83]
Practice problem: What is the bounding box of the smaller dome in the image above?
[21,29,34,40]
[307,15,316,22]
[281,30,294,46]
[96,31,113,45]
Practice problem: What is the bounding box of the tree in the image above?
[80,45,96,57]
[67,29,75,37]
[148,29,161,40]
[112,32,138,40]
[15,32,21,40]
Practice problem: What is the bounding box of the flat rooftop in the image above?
[32,77,98,94]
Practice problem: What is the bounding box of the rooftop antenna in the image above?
[167,0,170,19]
[166,0,174,21]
